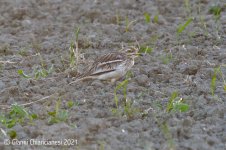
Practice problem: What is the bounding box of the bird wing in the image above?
[94,52,126,65]
[79,52,126,78]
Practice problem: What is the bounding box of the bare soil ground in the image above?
[0,0,226,149]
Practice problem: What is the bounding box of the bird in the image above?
[69,46,141,84]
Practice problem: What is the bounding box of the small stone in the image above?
[182,117,193,127]
[127,84,139,92]
[21,19,32,28]
[206,136,219,146]
[135,74,149,87]
[178,62,199,75]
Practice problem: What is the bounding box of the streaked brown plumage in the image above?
[69,46,140,84]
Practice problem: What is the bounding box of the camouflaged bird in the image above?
[69,46,140,84]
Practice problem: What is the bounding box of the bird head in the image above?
[125,46,142,58]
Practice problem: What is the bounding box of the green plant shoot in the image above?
[144,12,151,23]
[18,69,32,78]
[114,79,129,108]
[177,18,193,35]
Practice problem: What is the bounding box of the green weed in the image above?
[123,99,140,119]
[177,18,193,35]
[67,100,75,108]
[149,92,189,149]
[166,91,189,113]
[160,51,173,64]
[98,141,105,150]
[18,48,28,57]
[144,12,158,24]
[34,64,54,79]
[209,5,222,38]
[18,52,53,79]
[166,91,178,112]
[148,91,189,150]
[176,17,193,44]
[114,79,129,108]
[48,98,68,125]
[125,16,136,32]
[69,42,75,68]
[144,12,151,23]
[210,66,226,95]
[209,5,222,21]
[210,67,220,95]
[0,104,37,138]
[18,64,54,80]
[153,13,159,24]
[139,34,158,54]
[47,98,76,125]
[151,112,175,150]
[139,46,153,54]
[112,76,140,119]
[69,27,80,69]
[7,130,17,139]
[116,10,121,25]
[161,122,175,150]
[17,69,32,78]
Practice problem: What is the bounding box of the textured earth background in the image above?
[0,0,226,150]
